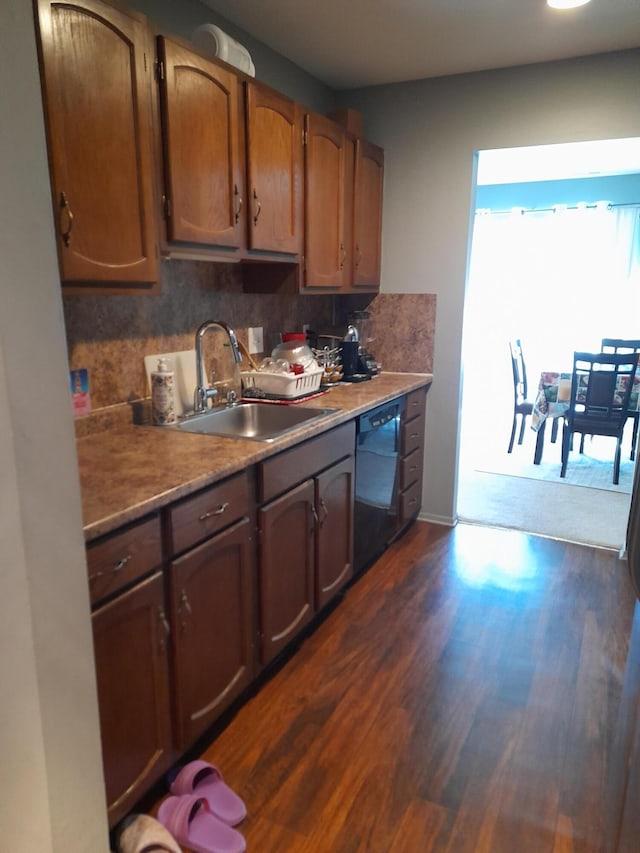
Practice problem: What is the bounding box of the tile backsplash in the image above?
[63,258,436,436]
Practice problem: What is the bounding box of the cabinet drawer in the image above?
[403,387,427,423]
[259,421,355,504]
[400,446,424,492]
[86,515,162,606]
[400,479,422,527]
[401,413,425,457]
[167,471,250,556]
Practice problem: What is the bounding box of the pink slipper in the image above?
[157,795,245,853]
[169,760,247,826]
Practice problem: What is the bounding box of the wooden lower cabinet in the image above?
[397,387,428,534]
[259,480,315,664]
[92,572,173,826]
[259,448,355,664]
[315,456,354,608]
[168,517,255,749]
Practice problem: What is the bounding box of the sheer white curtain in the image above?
[463,203,640,410]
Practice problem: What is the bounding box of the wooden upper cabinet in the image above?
[35,0,159,289]
[245,82,303,254]
[157,36,244,252]
[353,139,384,289]
[303,113,351,291]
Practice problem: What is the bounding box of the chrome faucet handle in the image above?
[194,385,218,413]
[194,386,206,413]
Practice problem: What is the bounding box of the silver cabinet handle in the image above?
[59,190,74,247]
[180,589,192,616]
[319,499,329,527]
[252,188,261,225]
[199,502,229,521]
[89,553,131,583]
[234,184,243,223]
[179,589,192,633]
[158,607,170,651]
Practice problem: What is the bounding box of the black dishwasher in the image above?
[354,398,404,574]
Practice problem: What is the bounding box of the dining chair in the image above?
[601,338,640,460]
[561,350,640,485]
[508,339,534,453]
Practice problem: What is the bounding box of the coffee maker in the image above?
[340,311,379,382]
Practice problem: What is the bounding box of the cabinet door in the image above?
[316,456,354,609]
[245,82,303,254]
[35,0,158,287]
[92,572,173,826]
[303,113,350,290]
[169,518,255,748]
[157,37,244,250]
[353,139,384,289]
[259,480,314,663]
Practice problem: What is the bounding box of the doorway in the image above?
[457,138,640,549]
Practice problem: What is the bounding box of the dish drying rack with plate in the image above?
[241,365,324,400]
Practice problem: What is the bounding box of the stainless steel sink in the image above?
[172,403,340,442]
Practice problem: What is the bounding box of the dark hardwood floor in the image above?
[152,522,638,852]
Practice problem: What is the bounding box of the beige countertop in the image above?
[77,372,432,542]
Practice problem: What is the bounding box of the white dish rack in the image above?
[241,365,323,399]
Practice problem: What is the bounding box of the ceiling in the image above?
[198,0,640,90]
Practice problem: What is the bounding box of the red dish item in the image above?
[281,333,306,342]
[289,362,305,374]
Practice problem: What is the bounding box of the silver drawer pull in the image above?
[199,502,229,521]
[89,554,131,582]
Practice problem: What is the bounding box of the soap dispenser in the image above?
[151,358,176,425]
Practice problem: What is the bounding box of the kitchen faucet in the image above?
[193,320,242,413]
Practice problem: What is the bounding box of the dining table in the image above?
[530,369,640,464]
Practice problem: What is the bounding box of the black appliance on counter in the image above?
[339,341,371,383]
[345,310,380,380]
[353,398,405,574]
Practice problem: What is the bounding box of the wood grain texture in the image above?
[36,0,159,286]
[150,522,635,851]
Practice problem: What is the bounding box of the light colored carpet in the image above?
[476,433,634,494]
[457,428,635,550]
[458,468,631,550]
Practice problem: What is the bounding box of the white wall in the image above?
[0,1,109,850]
[340,50,640,524]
